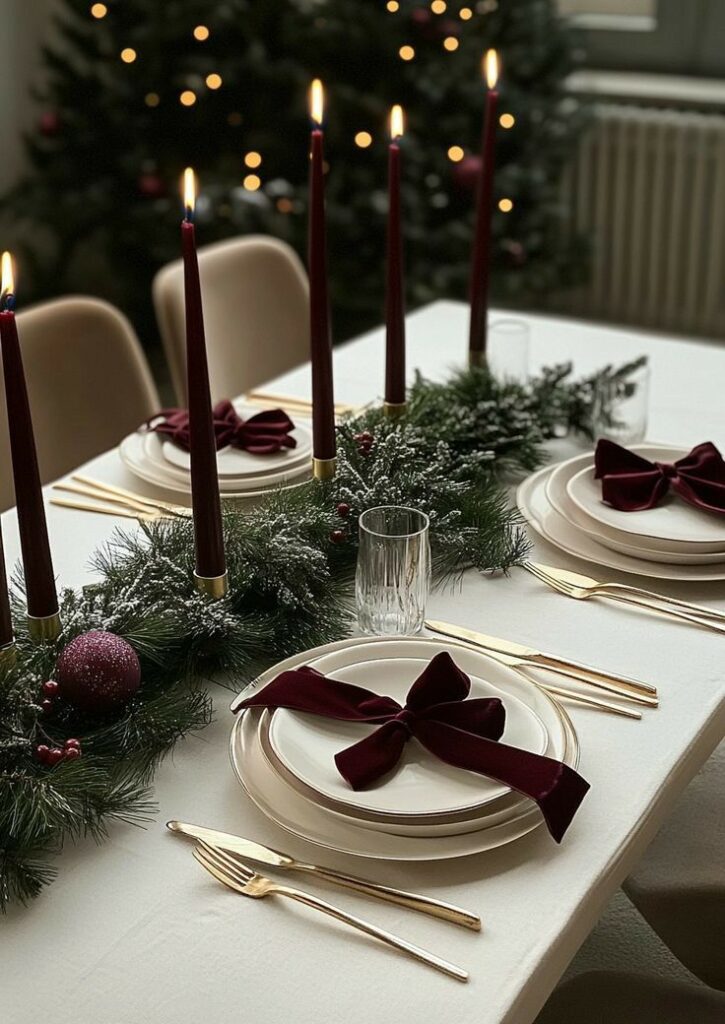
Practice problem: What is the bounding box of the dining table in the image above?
[2,299,724,1024]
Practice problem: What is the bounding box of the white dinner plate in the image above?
[267,642,551,820]
[229,636,580,861]
[517,465,725,582]
[545,459,725,565]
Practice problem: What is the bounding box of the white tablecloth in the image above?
[3,301,724,1024]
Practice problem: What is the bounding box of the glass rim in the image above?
[358,505,430,539]
[489,317,529,333]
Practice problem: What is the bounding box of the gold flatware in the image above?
[244,391,359,416]
[524,561,725,633]
[72,475,192,518]
[425,619,658,706]
[167,821,480,929]
[193,841,468,982]
[54,481,167,518]
[50,496,161,521]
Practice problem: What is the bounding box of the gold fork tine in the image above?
[523,562,573,597]
[193,846,248,893]
[197,840,256,882]
[50,497,160,521]
[54,481,165,517]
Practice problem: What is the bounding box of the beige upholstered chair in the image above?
[152,234,310,405]
[535,971,725,1024]
[0,296,159,510]
[623,741,725,990]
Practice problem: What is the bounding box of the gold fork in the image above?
[192,842,468,982]
[50,496,163,521]
[72,475,192,518]
[524,562,725,635]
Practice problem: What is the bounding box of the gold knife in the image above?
[167,821,480,930]
[425,620,657,706]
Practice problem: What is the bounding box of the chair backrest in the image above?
[0,296,159,510]
[152,234,310,405]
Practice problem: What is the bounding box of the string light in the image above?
[459,6,473,18]
[244,151,262,168]
[90,3,107,18]
[354,131,372,148]
[193,25,210,41]
[243,174,261,191]
[499,113,515,128]
[431,0,446,11]
[276,198,294,213]
[180,90,196,107]
[386,0,399,9]
[443,36,459,51]
[206,73,222,89]
[447,145,464,161]
[399,45,415,61]
[498,198,513,212]
[145,92,160,108]
[120,48,137,64]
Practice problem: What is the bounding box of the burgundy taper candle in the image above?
[0,253,59,626]
[181,170,227,589]
[308,80,336,468]
[468,49,500,360]
[385,105,406,409]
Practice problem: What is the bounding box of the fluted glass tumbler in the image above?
[356,506,431,636]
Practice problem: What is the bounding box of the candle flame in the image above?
[1,251,15,307]
[484,48,499,89]
[390,104,404,140]
[183,166,196,217]
[310,79,324,125]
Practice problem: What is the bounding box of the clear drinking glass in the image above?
[487,318,530,383]
[356,506,431,636]
[591,358,650,445]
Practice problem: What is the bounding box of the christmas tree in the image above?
[1,0,588,343]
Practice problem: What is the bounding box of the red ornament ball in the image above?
[137,173,167,198]
[452,155,482,193]
[56,631,141,714]
[39,111,61,136]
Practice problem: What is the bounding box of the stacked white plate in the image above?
[230,635,580,861]
[119,403,312,499]
[517,444,725,582]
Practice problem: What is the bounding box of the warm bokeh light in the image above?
[244,151,262,168]
[390,104,404,139]
[443,36,459,51]
[276,197,294,213]
[193,25,210,41]
[354,131,372,148]
[1,251,15,303]
[447,145,464,162]
[459,6,473,18]
[206,73,223,89]
[499,113,515,129]
[310,79,324,125]
[180,90,196,106]
[431,0,446,12]
[244,174,261,191]
[120,48,137,64]
[484,48,499,89]
[498,198,513,212]
[90,3,107,18]
[145,92,160,108]
[386,0,399,9]
[399,45,415,61]
[183,167,196,214]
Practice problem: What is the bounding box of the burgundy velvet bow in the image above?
[145,399,296,455]
[237,651,590,843]
[595,439,725,515]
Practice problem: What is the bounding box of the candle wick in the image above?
[184,206,194,224]
[1,293,15,313]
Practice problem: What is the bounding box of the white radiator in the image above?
[556,103,725,338]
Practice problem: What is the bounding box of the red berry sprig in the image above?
[353,430,374,455]
[329,529,346,545]
[336,502,350,518]
[35,737,83,766]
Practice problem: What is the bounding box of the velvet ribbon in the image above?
[237,651,590,843]
[595,439,725,515]
[145,400,296,455]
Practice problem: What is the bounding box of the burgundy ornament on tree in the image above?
[56,630,141,715]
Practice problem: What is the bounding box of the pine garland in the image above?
[0,359,641,910]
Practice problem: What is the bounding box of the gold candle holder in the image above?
[0,642,16,668]
[27,611,62,642]
[383,401,407,420]
[468,350,487,369]
[312,457,337,481]
[194,571,229,599]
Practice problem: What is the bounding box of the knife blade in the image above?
[425,620,657,704]
[167,821,481,930]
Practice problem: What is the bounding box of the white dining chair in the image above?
[622,741,725,990]
[535,971,725,1024]
[152,234,310,405]
[0,295,159,510]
